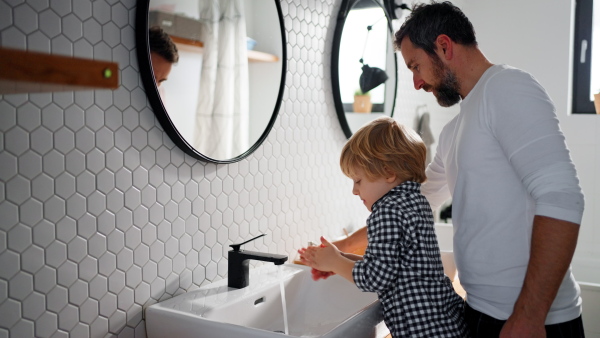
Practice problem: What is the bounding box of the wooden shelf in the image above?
[247,50,279,63]
[0,47,119,94]
[171,35,204,49]
[172,36,279,63]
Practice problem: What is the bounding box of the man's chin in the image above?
[435,93,461,107]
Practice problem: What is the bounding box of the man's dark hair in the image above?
[149,26,179,63]
[395,1,477,57]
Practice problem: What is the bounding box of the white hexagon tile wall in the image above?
[0,0,372,337]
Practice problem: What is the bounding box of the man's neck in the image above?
[453,46,494,99]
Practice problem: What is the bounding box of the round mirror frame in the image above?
[135,0,287,163]
[331,0,398,139]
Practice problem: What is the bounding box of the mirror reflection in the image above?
[149,26,178,87]
[333,0,397,138]
[143,0,285,162]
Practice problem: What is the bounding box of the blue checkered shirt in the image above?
[353,182,468,337]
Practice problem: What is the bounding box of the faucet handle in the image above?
[229,233,266,252]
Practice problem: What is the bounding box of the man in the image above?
[330,2,585,337]
[149,26,179,87]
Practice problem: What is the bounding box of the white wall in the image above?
[0,1,370,336]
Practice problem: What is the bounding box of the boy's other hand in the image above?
[298,243,336,281]
[300,237,342,272]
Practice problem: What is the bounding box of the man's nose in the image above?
[413,75,424,90]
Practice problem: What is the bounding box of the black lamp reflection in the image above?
[358,17,388,93]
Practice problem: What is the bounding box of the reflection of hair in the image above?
[149,26,179,63]
[395,1,477,57]
[340,117,426,183]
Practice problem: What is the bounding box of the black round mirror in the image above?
[136,0,286,163]
[332,0,398,138]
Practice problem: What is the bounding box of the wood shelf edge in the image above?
[248,50,279,62]
[170,39,279,63]
[0,47,119,94]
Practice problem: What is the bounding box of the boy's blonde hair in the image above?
[340,117,427,183]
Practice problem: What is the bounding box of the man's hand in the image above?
[500,215,580,338]
[500,314,546,338]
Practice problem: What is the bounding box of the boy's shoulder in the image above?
[382,182,425,205]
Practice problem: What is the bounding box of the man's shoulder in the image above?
[485,64,537,87]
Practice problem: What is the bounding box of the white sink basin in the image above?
[145,264,388,338]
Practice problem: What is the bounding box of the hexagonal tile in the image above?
[62,13,83,42]
[68,279,88,306]
[108,269,125,294]
[14,3,38,34]
[65,192,86,220]
[18,150,42,180]
[92,0,111,24]
[56,259,78,287]
[58,304,79,331]
[73,0,92,21]
[30,127,54,156]
[88,274,108,301]
[51,35,73,56]
[21,244,44,274]
[0,298,21,329]
[5,126,29,156]
[79,298,99,325]
[98,251,117,278]
[86,149,106,174]
[75,127,95,154]
[78,255,98,282]
[36,311,58,337]
[8,270,33,303]
[45,241,67,269]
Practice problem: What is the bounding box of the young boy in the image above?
[300,117,468,337]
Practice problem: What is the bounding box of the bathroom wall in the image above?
[1,0,597,338]
[0,0,378,336]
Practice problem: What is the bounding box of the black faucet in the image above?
[228,234,288,289]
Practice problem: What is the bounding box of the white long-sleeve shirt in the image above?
[422,64,585,324]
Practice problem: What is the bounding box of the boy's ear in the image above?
[383,167,398,183]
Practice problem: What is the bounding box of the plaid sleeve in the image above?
[353,203,415,293]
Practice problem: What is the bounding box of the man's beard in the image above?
[424,55,462,107]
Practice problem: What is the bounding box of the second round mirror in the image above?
[332,0,398,138]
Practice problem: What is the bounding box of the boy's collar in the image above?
[372,181,421,210]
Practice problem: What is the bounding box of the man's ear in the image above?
[435,34,453,60]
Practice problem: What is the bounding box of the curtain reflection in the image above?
[194,0,249,159]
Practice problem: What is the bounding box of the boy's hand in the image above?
[298,243,336,281]
[301,237,342,272]
[310,268,335,281]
